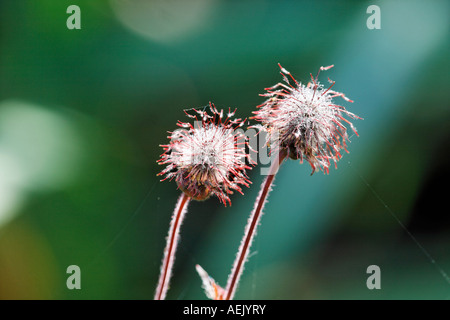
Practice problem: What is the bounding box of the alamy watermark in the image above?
[66,265,81,290]
[67,5,81,30]
[366,265,381,290]
[366,5,381,30]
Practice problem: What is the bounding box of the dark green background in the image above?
[0,0,449,299]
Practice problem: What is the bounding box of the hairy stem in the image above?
[154,193,190,300]
[225,148,288,300]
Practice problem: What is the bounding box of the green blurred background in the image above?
[0,0,449,299]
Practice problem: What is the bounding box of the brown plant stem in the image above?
[224,148,288,300]
[154,193,190,300]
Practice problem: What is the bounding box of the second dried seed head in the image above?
[253,64,361,174]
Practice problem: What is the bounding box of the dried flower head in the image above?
[158,103,252,206]
[253,64,361,174]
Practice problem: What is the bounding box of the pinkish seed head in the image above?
[158,103,252,206]
[253,64,361,174]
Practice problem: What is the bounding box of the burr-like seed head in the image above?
[158,103,252,205]
[253,64,361,174]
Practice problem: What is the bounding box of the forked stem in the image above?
[154,193,190,300]
[224,149,288,300]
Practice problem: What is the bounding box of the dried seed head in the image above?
[253,64,361,174]
[158,103,252,206]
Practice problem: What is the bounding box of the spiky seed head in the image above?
[253,64,361,174]
[158,103,252,206]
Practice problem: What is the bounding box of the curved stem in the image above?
[154,193,190,300]
[225,149,288,300]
